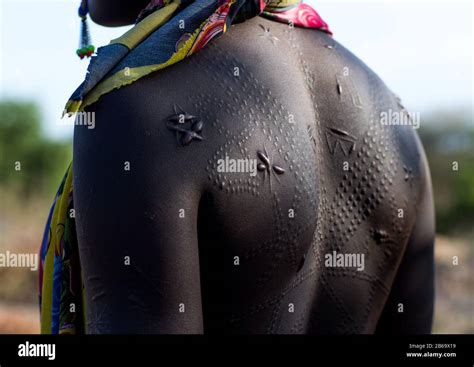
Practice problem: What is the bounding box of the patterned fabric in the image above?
[39,165,85,334]
[39,0,330,334]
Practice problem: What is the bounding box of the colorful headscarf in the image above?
[39,0,330,334]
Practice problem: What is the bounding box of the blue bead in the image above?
[77,0,89,17]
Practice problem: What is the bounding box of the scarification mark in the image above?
[325,127,356,156]
[329,127,352,138]
[307,125,317,154]
[373,228,389,245]
[259,24,280,45]
[335,74,363,109]
[257,147,285,192]
[403,165,413,182]
[166,104,203,146]
[272,165,285,175]
[336,81,342,95]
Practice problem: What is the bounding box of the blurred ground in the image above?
[0,234,471,334]
[433,236,474,334]
[0,303,39,334]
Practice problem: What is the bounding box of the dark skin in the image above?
[73,11,435,334]
[88,0,150,27]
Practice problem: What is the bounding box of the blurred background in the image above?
[0,0,472,333]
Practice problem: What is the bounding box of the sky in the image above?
[0,0,472,140]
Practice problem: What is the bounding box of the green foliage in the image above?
[0,100,71,200]
[418,111,474,235]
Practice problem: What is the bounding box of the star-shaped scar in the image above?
[259,24,279,45]
[166,104,204,146]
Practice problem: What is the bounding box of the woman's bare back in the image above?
[73,16,434,334]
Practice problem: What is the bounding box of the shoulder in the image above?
[74,17,321,185]
[290,25,431,207]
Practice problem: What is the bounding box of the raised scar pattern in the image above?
[403,165,413,183]
[257,148,285,192]
[166,104,204,146]
[336,74,363,109]
[259,24,279,45]
[307,125,317,153]
[373,228,389,245]
[325,127,356,156]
